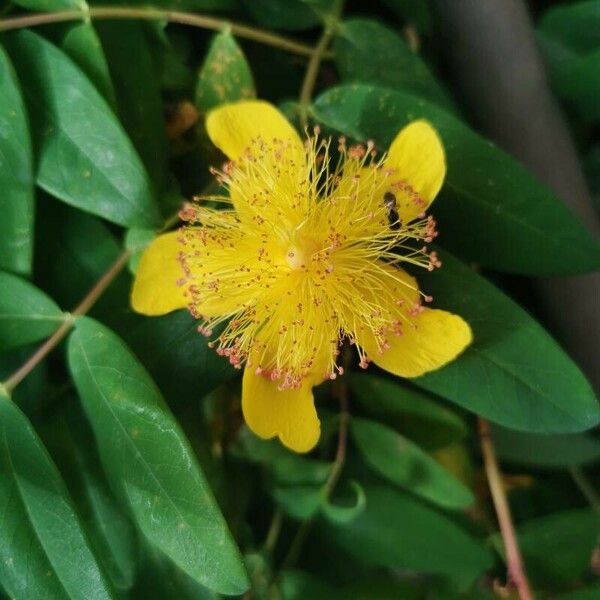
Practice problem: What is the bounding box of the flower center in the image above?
[285,244,305,270]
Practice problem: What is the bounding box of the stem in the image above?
[478,418,534,600]
[263,509,283,554]
[298,0,344,126]
[2,251,131,394]
[0,7,320,58]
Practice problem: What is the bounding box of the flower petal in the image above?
[386,120,446,223]
[131,231,188,316]
[206,100,304,162]
[241,368,323,453]
[361,308,472,378]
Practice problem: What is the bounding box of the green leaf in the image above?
[0,46,34,275]
[351,418,474,510]
[12,0,86,10]
[195,29,255,112]
[492,508,599,588]
[538,1,600,54]
[241,0,327,30]
[67,317,249,595]
[312,83,600,275]
[321,480,366,524]
[492,425,600,469]
[125,310,237,402]
[349,373,467,449]
[325,484,493,581]
[5,30,160,229]
[233,426,331,486]
[272,485,322,519]
[0,271,64,353]
[334,19,452,109]
[96,21,170,196]
[0,391,112,600]
[413,250,599,434]
[56,23,117,107]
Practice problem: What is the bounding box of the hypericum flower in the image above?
[131,101,471,453]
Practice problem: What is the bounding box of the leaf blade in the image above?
[5,30,160,229]
[0,45,35,274]
[67,317,249,595]
[0,270,64,353]
[0,392,113,600]
[312,83,600,275]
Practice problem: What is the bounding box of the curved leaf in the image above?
[0,392,112,600]
[5,30,160,228]
[0,271,64,353]
[414,250,599,433]
[67,317,249,595]
[312,83,600,275]
[0,46,34,275]
[351,418,474,510]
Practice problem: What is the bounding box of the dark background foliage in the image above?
[0,0,599,598]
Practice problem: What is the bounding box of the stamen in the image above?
[179,129,442,388]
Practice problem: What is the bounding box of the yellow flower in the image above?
[131,101,472,453]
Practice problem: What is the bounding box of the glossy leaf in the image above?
[492,508,599,588]
[0,391,112,600]
[312,84,600,275]
[0,270,64,353]
[414,250,599,433]
[351,418,474,510]
[325,484,493,581]
[97,21,170,196]
[334,19,452,109]
[349,372,467,449]
[0,46,34,275]
[5,30,160,228]
[492,425,600,469]
[57,23,116,107]
[195,29,255,112]
[68,317,249,595]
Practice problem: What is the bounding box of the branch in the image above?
[0,6,322,58]
[478,418,534,600]
[2,250,130,394]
